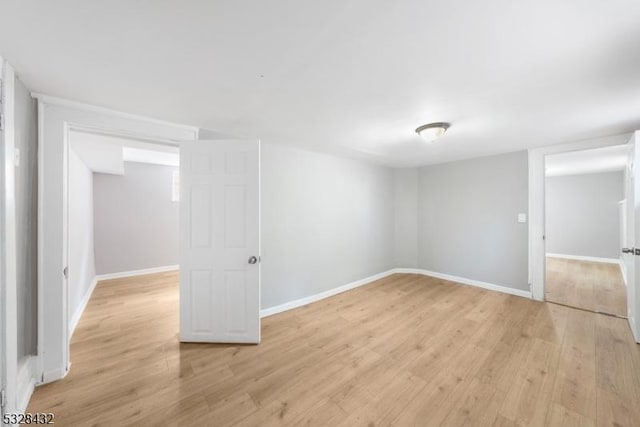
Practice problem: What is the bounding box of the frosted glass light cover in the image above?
[415,123,449,141]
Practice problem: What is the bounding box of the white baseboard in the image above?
[41,365,69,385]
[260,269,397,318]
[393,268,532,299]
[69,276,99,338]
[546,253,620,265]
[16,356,37,413]
[96,264,179,281]
[629,315,639,344]
[260,267,532,318]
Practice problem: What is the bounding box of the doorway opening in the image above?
[36,95,262,382]
[62,129,262,373]
[66,129,181,365]
[543,145,629,317]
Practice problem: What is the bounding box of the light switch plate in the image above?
[518,213,527,223]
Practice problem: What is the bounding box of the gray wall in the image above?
[261,146,530,306]
[417,151,529,291]
[93,162,179,274]
[15,76,38,361]
[68,149,96,323]
[261,142,395,309]
[546,171,623,259]
[394,168,419,268]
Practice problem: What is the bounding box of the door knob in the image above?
[622,248,635,254]
[248,256,258,264]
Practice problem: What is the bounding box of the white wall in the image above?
[14,76,38,363]
[2,59,35,416]
[68,149,96,332]
[261,147,531,309]
[260,142,395,309]
[416,151,530,291]
[394,168,418,268]
[545,171,623,260]
[93,162,178,275]
[39,102,535,383]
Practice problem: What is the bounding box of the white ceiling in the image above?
[3,1,640,166]
[70,131,179,174]
[545,144,629,177]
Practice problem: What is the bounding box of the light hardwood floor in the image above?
[545,257,627,317]
[28,272,640,426]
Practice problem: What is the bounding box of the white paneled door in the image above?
[179,140,260,343]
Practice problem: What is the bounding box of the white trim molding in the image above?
[16,356,37,414]
[31,93,199,135]
[1,59,22,416]
[260,269,397,318]
[546,253,621,265]
[41,366,68,385]
[394,268,532,299]
[96,265,179,281]
[38,95,199,384]
[528,133,632,302]
[629,314,639,343]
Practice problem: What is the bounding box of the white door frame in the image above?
[528,133,632,301]
[0,58,4,422]
[628,131,640,342]
[35,95,199,383]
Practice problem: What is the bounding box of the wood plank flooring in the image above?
[545,257,627,316]
[27,272,640,426]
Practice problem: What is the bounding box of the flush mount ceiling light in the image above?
[415,122,450,142]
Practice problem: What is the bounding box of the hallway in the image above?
[545,257,627,317]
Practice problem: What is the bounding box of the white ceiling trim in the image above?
[32,93,200,134]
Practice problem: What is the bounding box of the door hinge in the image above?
[63,266,69,279]
[1,388,6,409]
[0,113,4,131]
